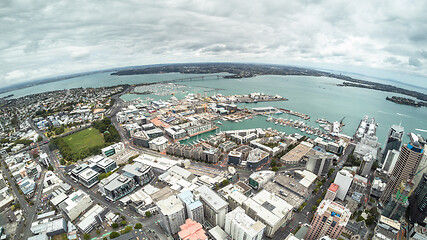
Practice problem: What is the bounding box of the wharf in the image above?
[278,108,310,120]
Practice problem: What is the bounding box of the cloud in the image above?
[0,0,427,87]
[409,57,422,67]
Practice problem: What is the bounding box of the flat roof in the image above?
[103,174,133,191]
[252,190,293,218]
[280,141,313,163]
[194,185,228,211]
[122,162,151,177]
[97,157,116,168]
[157,195,184,216]
[263,182,305,208]
[379,215,401,230]
[247,148,269,163]
[209,226,229,240]
[328,183,339,193]
[79,168,99,181]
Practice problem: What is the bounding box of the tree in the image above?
[312,205,318,212]
[365,215,376,226]
[356,216,365,222]
[272,166,279,172]
[96,229,101,235]
[110,232,120,239]
[47,165,54,171]
[121,215,126,220]
[145,211,152,218]
[83,233,91,240]
[128,155,139,164]
[221,179,229,187]
[270,159,277,168]
[121,226,132,234]
[371,161,379,170]
[134,223,142,229]
[112,223,119,229]
[120,220,127,226]
[316,198,323,205]
[327,168,335,176]
[37,136,43,142]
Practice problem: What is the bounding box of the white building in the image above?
[76,204,106,233]
[157,195,186,235]
[193,185,228,228]
[333,170,354,201]
[225,207,265,240]
[78,168,99,188]
[178,191,204,224]
[248,171,275,190]
[149,136,169,152]
[382,149,400,175]
[229,190,293,237]
[58,190,93,221]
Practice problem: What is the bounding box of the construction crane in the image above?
[340,117,345,125]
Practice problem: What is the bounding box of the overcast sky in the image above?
[1,0,427,87]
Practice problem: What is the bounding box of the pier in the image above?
[278,108,310,120]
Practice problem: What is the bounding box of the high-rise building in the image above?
[157,195,186,235]
[324,183,339,201]
[359,154,374,177]
[380,134,425,205]
[178,191,204,224]
[413,146,427,187]
[305,200,351,240]
[225,207,265,240]
[305,154,333,177]
[333,170,353,201]
[381,125,404,163]
[382,149,400,175]
[382,180,413,220]
[193,185,228,228]
[409,173,427,225]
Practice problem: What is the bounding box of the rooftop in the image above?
[78,168,99,181]
[328,183,339,193]
[247,148,269,163]
[194,185,228,211]
[227,207,265,236]
[280,141,313,163]
[101,174,133,191]
[178,219,207,240]
[209,226,230,240]
[122,162,151,177]
[157,195,184,216]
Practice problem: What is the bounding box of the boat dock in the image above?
[278,108,310,120]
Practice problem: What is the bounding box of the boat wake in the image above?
[377,110,392,115]
[396,112,412,118]
[415,129,427,133]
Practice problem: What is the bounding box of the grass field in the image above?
[63,127,104,154]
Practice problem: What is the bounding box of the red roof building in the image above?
[178,219,207,240]
[325,183,340,201]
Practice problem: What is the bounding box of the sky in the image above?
[1,0,427,88]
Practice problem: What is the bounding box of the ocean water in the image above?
[178,75,427,145]
[2,72,426,146]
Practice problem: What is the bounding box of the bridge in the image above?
[161,74,223,83]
